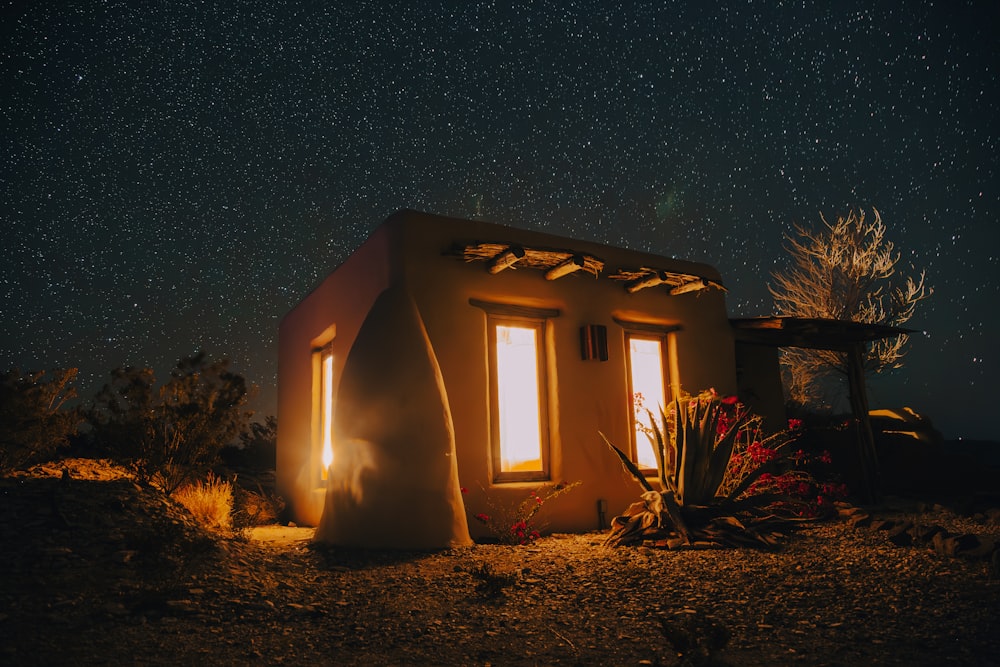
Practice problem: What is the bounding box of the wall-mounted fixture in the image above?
[580,324,608,361]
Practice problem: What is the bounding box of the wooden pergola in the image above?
[730,316,915,503]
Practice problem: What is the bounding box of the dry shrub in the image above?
[233,485,284,530]
[174,473,233,533]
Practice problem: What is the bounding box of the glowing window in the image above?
[319,349,335,481]
[627,334,669,470]
[489,319,548,481]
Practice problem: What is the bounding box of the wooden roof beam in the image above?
[545,254,586,280]
[487,245,525,274]
[625,270,668,293]
[669,278,710,295]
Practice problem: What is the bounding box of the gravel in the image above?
[1,460,998,666]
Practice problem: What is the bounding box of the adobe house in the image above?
[278,209,751,548]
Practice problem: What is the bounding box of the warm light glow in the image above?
[629,336,666,469]
[321,352,334,479]
[495,324,543,472]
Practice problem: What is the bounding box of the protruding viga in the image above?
[314,284,473,549]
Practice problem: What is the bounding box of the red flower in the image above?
[461,487,468,494]
[721,395,739,406]
[475,513,490,523]
[787,418,803,430]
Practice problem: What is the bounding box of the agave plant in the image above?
[602,392,805,549]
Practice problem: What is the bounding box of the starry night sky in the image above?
[3,2,997,440]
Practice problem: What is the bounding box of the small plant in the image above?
[602,389,817,549]
[720,412,848,518]
[174,472,234,534]
[658,609,730,667]
[468,562,519,599]
[470,481,580,545]
[231,482,285,535]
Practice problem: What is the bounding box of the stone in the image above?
[910,524,945,544]
[953,534,995,560]
[886,522,915,547]
[932,532,959,558]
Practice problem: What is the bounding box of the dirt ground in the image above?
[2,459,998,666]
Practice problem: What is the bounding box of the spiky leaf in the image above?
[600,432,654,493]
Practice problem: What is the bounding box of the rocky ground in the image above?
[1,459,998,666]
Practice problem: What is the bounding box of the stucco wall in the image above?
[397,212,738,536]
[278,210,740,537]
[276,223,399,526]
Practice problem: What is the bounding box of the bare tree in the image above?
[769,208,930,408]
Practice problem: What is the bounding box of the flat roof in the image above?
[730,316,915,350]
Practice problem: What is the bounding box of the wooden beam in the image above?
[545,254,586,280]
[625,270,667,293]
[487,245,525,274]
[669,278,709,295]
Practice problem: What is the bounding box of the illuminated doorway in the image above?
[626,333,669,471]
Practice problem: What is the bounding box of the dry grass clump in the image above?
[174,473,233,533]
[233,485,284,529]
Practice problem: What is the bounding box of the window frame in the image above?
[312,340,336,486]
[621,323,679,473]
[471,299,560,484]
[487,314,551,483]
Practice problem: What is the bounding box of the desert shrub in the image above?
[467,562,519,599]
[0,368,81,475]
[720,411,848,518]
[174,473,234,533]
[603,390,817,549]
[85,352,253,494]
[231,483,284,532]
[469,481,580,545]
[658,609,730,667]
[222,416,277,471]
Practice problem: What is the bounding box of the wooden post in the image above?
[846,344,881,504]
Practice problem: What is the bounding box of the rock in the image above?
[932,532,960,558]
[840,507,872,529]
[886,522,915,547]
[910,524,946,544]
[954,534,996,560]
